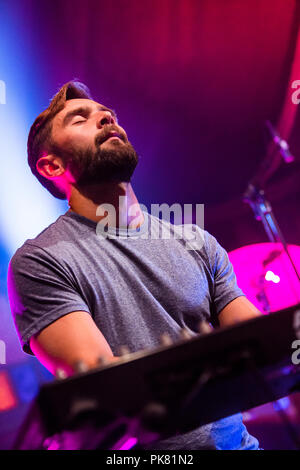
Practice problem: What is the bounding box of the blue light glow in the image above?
[0,4,67,257]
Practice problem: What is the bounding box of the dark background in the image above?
[0,0,300,450]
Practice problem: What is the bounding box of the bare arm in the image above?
[218,296,261,328]
[30,311,118,376]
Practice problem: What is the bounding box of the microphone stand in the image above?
[243,122,300,285]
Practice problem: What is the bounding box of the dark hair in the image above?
[27,81,93,199]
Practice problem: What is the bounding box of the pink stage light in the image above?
[118,437,138,450]
[265,270,280,284]
[228,243,300,313]
[0,371,18,412]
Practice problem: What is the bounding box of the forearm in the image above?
[29,311,119,377]
[218,296,261,328]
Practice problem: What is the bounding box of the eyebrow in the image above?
[62,105,117,126]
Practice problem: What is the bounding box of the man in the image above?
[8,81,261,450]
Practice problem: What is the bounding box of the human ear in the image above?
[36,154,65,180]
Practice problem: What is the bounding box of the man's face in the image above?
[50,98,139,185]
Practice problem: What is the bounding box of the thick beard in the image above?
[66,140,139,186]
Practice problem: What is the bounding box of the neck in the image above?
[68,182,144,229]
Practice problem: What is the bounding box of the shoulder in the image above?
[8,213,72,276]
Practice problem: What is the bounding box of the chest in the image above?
[67,237,213,314]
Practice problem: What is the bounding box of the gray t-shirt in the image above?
[7,210,259,450]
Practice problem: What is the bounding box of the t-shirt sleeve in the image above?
[204,232,245,316]
[7,243,91,355]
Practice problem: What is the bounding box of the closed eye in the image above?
[72,119,86,125]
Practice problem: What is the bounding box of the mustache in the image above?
[95,125,128,147]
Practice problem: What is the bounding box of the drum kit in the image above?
[228,242,300,313]
[226,122,300,445]
[229,121,300,313]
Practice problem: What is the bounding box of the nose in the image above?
[96,110,116,128]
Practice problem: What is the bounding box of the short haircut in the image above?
[27,81,93,199]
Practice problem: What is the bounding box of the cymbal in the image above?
[228,243,300,313]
